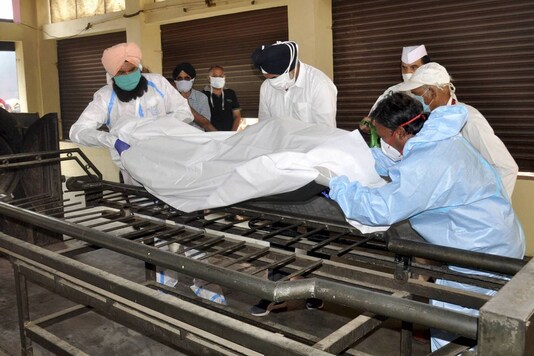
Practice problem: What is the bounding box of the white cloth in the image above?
[69,73,193,169]
[453,98,518,199]
[258,62,337,127]
[114,116,387,233]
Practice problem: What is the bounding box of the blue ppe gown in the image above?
[329,105,525,351]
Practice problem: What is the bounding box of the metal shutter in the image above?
[161,6,288,118]
[58,31,126,139]
[333,0,534,171]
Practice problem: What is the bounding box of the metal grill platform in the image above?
[1,149,532,356]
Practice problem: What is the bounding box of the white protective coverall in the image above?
[112,115,387,233]
[69,73,193,170]
[329,105,525,351]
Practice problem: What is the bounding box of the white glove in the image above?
[314,166,336,186]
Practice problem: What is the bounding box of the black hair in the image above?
[421,55,431,64]
[112,75,148,103]
[370,92,425,135]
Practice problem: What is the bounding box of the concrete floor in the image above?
[0,240,431,356]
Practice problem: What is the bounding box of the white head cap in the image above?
[396,62,451,91]
[401,45,427,64]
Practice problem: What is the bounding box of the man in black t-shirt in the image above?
[202,65,242,131]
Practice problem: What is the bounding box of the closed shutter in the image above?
[58,31,126,139]
[332,0,534,171]
[161,6,288,118]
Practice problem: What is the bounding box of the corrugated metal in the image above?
[333,0,534,171]
[57,31,126,139]
[161,6,288,118]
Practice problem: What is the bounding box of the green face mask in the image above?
[114,69,141,91]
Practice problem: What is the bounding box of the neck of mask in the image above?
[175,78,194,93]
[380,138,403,161]
[114,69,142,91]
[210,77,225,89]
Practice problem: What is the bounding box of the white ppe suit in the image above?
[329,105,525,351]
[69,73,193,170]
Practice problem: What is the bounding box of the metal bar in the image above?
[13,262,33,356]
[250,255,296,276]
[178,236,224,254]
[387,238,525,276]
[0,207,480,339]
[309,232,349,252]
[314,312,385,353]
[219,247,270,268]
[260,222,303,240]
[196,241,247,261]
[25,323,90,356]
[284,226,325,246]
[1,234,331,356]
[336,235,377,256]
[281,260,323,281]
[32,305,92,328]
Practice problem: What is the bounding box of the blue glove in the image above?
[114,139,130,156]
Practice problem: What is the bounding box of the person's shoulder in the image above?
[93,84,113,97]
[192,89,209,101]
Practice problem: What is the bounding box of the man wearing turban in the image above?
[172,62,216,132]
[69,42,193,184]
[251,41,337,127]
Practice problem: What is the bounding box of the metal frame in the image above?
[0,150,532,355]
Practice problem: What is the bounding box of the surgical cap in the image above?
[401,45,427,64]
[251,41,298,75]
[396,62,451,91]
[101,42,142,77]
[172,62,197,80]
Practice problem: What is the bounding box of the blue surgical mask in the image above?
[114,69,141,91]
[413,94,431,113]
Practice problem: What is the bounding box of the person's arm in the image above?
[460,105,518,197]
[371,147,397,177]
[310,75,337,127]
[69,88,116,148]
[228,89,242,131]
[189,92,217,131]
[258,82,271,121]
[190,105,218,132]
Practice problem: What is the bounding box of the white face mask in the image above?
[380,138,403,161]
[402,73,413,82]
[268,71,296,91]
[210,76,225,89]
[175,78,194,93]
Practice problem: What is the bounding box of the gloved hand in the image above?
[114,138,130,156]
[314,166,336,186]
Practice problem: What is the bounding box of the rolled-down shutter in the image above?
[58,31,126,139]
[333,0,534,171]
[161,6,288,118]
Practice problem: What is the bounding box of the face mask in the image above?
[210,77,225,89]
[268,71,296,91]
[402,73,412,82]
[380,138,403,161]
[114,69,141,91]
[175,78,194,93]
[413,94,431,113]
